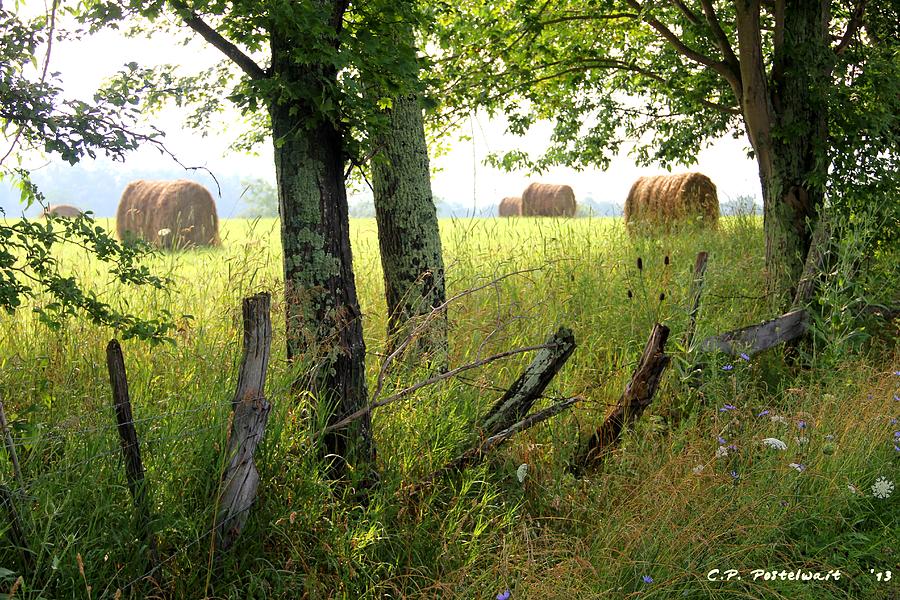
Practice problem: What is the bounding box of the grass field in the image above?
[0,216,898,599]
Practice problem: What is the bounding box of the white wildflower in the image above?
[715,445,729,458]
[692,464,705,475]
[158,228,172,237]
[761,438,787,450]
[794,436,809,445]
[847,484,859,495]
[516,463,528,483]
[788,463,805,472]
[770,415,788,425]
[871,477,895,499]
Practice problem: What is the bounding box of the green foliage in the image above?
[0,7,173,341]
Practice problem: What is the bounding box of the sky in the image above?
[6,3,763,212]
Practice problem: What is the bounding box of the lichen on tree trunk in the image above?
[372,92,447,369]
[270,32,374,480]
[736,0,830,307]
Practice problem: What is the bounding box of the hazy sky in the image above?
[11,4,763,209]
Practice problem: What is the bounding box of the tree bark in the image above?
[269,31,374,480]
[736,0,831,306]
[372,92,447,368]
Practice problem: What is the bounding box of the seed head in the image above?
[637,257,643,270]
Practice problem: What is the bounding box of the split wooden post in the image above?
[480,327,576,435]
[682,251,709,352]
[215,292,272,555]
[577,323,670,468]
[106,339,158,565]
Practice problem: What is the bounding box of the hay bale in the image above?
[624,172,719,229]
[521,183,576,217]
[42,204,83,218]
[116,180,220,249]
[498,196,522,217]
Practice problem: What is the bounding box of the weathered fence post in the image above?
[215,292,272,555]
[576,323,670,469]
[106,339,158,565]
[481,327,576,435]
[682,251,709,352]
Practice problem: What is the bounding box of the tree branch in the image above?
[834,0,866,55]
[668,0,703,26]
[699,0,741,83]
[170,1,267,80]
[624,0,737,88]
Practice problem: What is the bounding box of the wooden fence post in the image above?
[682,251,709,352]
[576,323,670,469]
[481,327,576,436]
[106,339,158,565]
[215,292,272,555]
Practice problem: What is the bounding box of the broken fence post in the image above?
[697,310,809,358]
[577,323,671,469]
[106,339,158,566]
[682,251,709,353]
[480,326,576,436]
[215,292,272,555]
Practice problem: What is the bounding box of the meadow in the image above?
[0,216,897,599]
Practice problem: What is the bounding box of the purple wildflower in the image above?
[798,420,807,429]
[739,352,751,362]
[722,364,734,371]
[720,404,736,412]
[758,409,770,417]
[717,436,727,444]
[893,370,900,376]
[727,444,737,451]
[497,590,511,600]
[891,418,897,425]
[642,575,653,584]
[894,431,900,438]
[730,470,739,479]
[895,395,899,402]
[895,445,900,452]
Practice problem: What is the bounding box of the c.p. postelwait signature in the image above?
[707,568,842,582]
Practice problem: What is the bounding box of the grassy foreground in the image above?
[0,216,897,599]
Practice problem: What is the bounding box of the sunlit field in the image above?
[1,216,897,599]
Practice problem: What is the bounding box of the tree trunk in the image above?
[270,33,374,480]
[764,0,830,305]
[736,0,830,306]
[372,93,447,368]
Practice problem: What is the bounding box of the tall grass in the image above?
[0,216,896,599]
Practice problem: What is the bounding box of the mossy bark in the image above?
[269,31,374,479]
[372,94,447,368]
[736,0,830,307]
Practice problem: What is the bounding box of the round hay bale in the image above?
[41,204,83,218]
[498,196,522,217]
[521,183,576,217]
[116,180,220,249]
[624,172,719,230]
